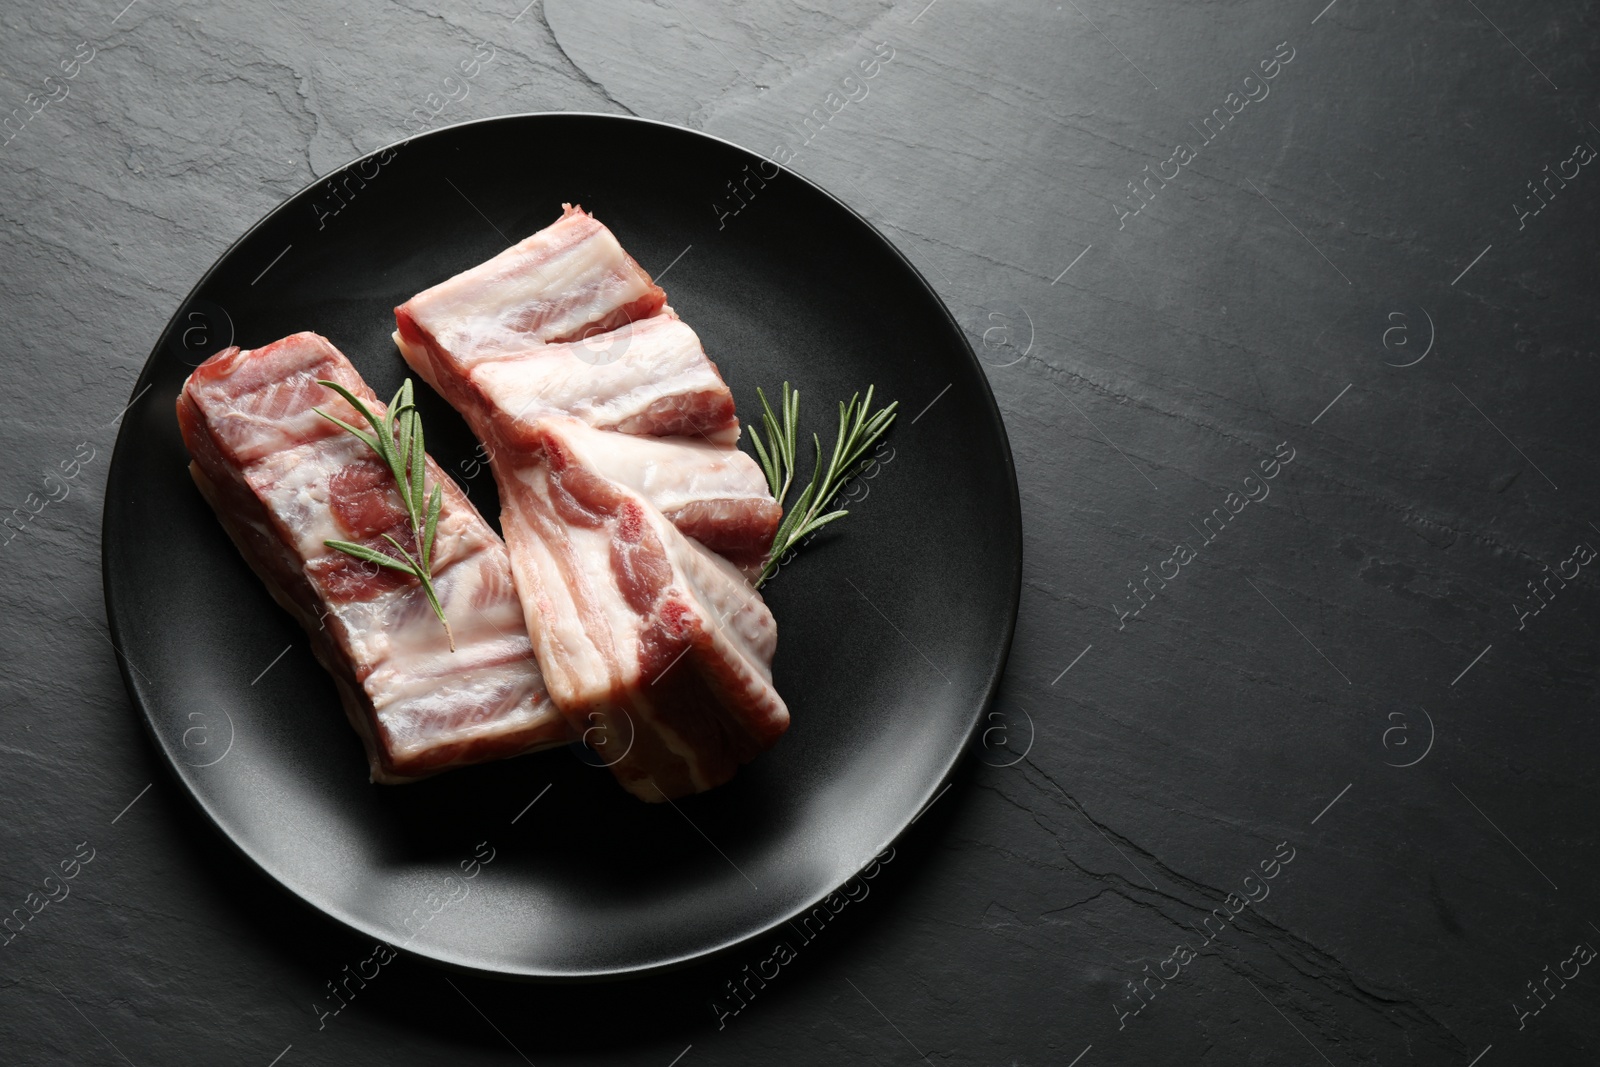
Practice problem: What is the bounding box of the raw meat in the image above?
[402,202,667,358]
[394,205,787,800]
[394,207,777,566]
[178,332,569,782]
[528,417,780,572]
[462,315,741,447]
[498,416,786,800]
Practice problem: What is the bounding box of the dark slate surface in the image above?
[2,0,1597,1063]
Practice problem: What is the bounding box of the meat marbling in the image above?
[178,331,569,782]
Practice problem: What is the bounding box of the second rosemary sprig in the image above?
[749,381,898,587]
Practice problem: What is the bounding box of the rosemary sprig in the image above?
[314,378,455,651]
[749,382,898,588]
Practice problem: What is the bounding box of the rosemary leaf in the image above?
[407,412,425,527]
[789,508,850,543]
[393,382,415,479]
[323,539,415,574]
[423,483,443,570]
[749,421,777,499]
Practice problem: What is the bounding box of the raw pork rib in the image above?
[468,315,741,448]
[498,417,786,799]
[401,202,668,356]
[178,332,569,782]
[395,205,787,800]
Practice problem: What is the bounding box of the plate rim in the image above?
[101,110,1023,981]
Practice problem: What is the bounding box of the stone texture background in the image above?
[2,0,1598,1064]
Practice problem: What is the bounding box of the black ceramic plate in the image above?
[102,113,1020,980]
